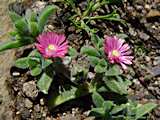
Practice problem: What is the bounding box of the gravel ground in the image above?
[2,0,160,119]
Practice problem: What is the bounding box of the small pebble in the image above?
[16,111,20,115]
[68,26,75,32]
[63,112,66,116]
[87,72,95,79]
[145,4,150,10]
[63,56,72,65]
[145,56,151,62]
[12,72,20,76]
[34,104,40,112]
[83,110,90,116]
[42,111,47,117]
[47,25,54,30]
[153,60,158,66]
[40,98,45,106]
[139,32,150,41]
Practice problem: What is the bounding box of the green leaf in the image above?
[15,18,28,34]
[28,49,41,58]
[9,11,22,23]
[105,65,121,76]
[37,72,53,94]
[94,64,105,73]
[105,80,127,95]
[91,33,103,48]
[42,58,52,69]
[135,103,157,120]
[30,65,42,76]
[9,31,18,36]
[92,92,104,107]
[99,59,108,66]
[68,47,78,58]
[88,56,100,67]
[28,21,39,37]
[103,101,114,112]
[48,87,77,107]
[28,57,40,68]
[81,46,100,57]
[25,9,37,22]
[90,108,105,117]
[111,104,127,115]
[18,36,34,43]
[38,5,58,32]
[15,57,29,69]
[84,11,125,24]
[0,40,27,52]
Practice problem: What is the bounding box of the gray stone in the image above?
[34,104,40,112]
[139,32,150,41]
[25,98,33,109]
[31,1,47,13]
[12,72,20,76]
[23,81,38,100]
[129,28,137,36]
[87,72,95,79]
[40,98,45,106]
[21,108,31,119]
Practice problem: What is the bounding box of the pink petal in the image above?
[120,63,127,69]
[35,32,68,58]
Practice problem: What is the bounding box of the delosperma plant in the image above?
[0,1,157,119]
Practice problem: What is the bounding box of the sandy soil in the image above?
[0,0,15,119]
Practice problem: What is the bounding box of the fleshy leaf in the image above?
[37,72,53,94]
[68,47,78,58]
[88,56,100,67]
[92,92,104,107]
[48,87,77,107]
[38,5,58,32]
[81,46,100,57]
[15,57,29,69]
[135,103,157,120]
[28,57,40,68]
[41,58,52,69]
[15,18,28,34]
[91,33,103,48]
[90,108,105,117]
[111,104,127,115]
[105,80,128,95]
[105,65,121,76]
[0,40,26,52]
[9,11,22,23]
[25,9,37,22]
[94,64,105,73]
[30,65,42,76]
[28,21,39,37]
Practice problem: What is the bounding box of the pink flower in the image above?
[104,36,133,69]
[36,32,68,58]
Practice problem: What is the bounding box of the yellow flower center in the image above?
[48,44,56,51]
[112,50,120,57]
